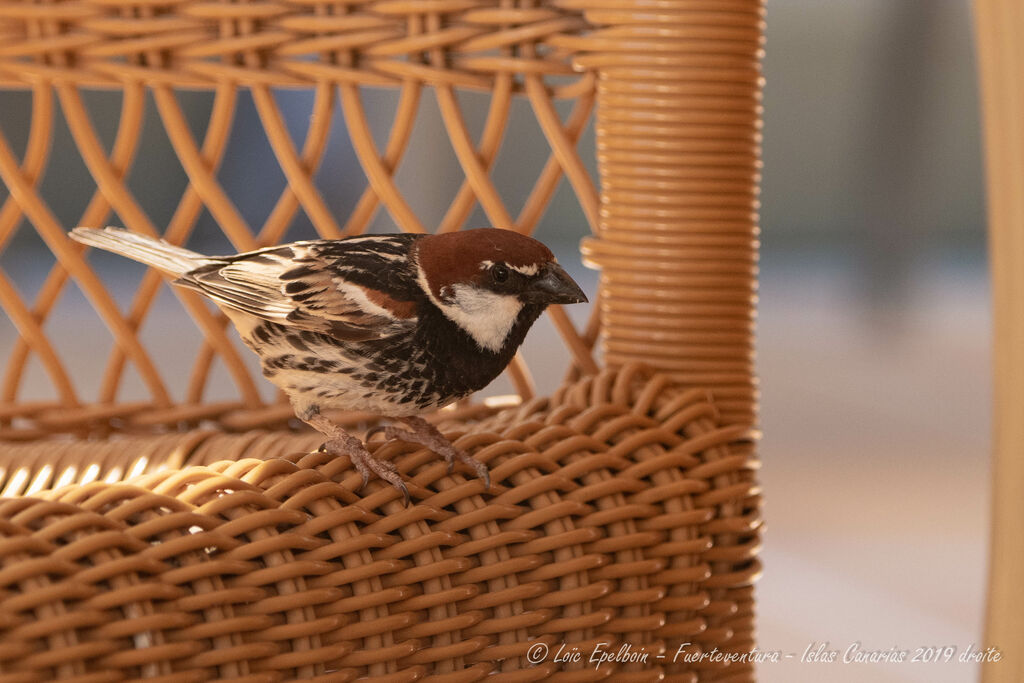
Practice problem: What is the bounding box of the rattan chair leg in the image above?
[975,1,1024,680]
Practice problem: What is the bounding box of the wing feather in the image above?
[176,241,417,340]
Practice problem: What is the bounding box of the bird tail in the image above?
[70,227,208,277]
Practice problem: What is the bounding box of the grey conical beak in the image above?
[526,263,588,305]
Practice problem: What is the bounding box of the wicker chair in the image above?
[0,1,763,680]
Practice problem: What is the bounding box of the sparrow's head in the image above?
[414,228,588,353]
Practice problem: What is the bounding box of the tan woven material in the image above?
[0,366,760,680]
[0,0,764,679]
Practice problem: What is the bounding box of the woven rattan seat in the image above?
[0,1,763,679]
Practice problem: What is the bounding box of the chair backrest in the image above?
[0,0,764,439]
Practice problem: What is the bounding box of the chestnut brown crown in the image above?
[414,228,587,307]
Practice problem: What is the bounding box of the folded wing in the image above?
[177,243,418,341]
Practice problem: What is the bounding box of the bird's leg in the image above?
[298,406,410,505]
[366,416,490,489]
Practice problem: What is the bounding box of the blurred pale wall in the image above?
[762,0,985,319]
[764,0,982,248]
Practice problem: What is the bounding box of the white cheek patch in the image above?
[417,263,523,353]
[444,285,523,353]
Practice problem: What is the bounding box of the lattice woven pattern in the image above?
[0,0,607,440]
[0,366,761,681]
[0,0,763,437]
[0,0,594,92]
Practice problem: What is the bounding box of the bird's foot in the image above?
[367,416,490,490]
[316,429,410,506]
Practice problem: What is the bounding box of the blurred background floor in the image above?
[756,251,990,682]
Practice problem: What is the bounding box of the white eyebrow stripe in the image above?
[478,260,541,277]
[509,264,539,276]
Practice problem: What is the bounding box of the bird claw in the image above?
[322,419,488,501]
[319,434,411,505]
[436,440,490,490]
[373,418,491,490]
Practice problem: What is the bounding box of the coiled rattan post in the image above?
[573,5,765,677]
[578,0,765,429]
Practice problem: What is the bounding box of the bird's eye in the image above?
[491,263,510,283]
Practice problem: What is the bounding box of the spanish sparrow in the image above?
[70,227,588,503]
